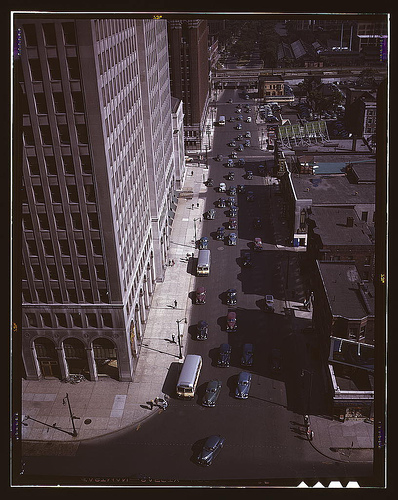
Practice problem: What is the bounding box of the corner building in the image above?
[16,17,176,381]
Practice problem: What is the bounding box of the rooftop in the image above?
[290,171,375,205]
[318,261,375,319]
[309,206,374,247]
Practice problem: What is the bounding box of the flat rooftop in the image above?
[309,206,374,246]
[318,261,375,319]
[291,172,375,205]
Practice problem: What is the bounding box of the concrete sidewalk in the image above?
[21,163,208,443]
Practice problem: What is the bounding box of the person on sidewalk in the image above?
[174,300,177,308]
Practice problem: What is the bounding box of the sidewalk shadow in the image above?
[161,361,183,400]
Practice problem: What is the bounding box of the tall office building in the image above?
[14,17,177,382]
[167,19,210,151]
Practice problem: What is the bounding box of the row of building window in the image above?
[24,234,103,258]
[28,55,80,82]
[23,181,96,206]
[23,209,99,232]
[27,153,92,176]
[22,285,109,304]
[22,22,77,48]
[24,122,88,147]
[25,310,113,329]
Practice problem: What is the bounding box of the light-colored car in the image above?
[246,116,252,123]
[228,233,237,245]
[219,182,226,193]
[254,237,263,251]
[265,294,274,312]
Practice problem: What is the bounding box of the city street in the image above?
[21,89,373,485]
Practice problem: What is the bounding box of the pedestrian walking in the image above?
[171,334,175,343]
[191,170,194,176]
[168,259,171,266]
[174,300,177,308]
[197,202,199,208]
[148,400,154,410]
[171,259,175,266]
[191,203,194,209]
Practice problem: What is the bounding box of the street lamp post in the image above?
[193,217,201,243]
[63,393,78,437]
[176,318,187,359]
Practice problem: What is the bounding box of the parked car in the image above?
[236,134,243,141]
[226,311,237,331]
[237,144,244,152]
[217,343,231,367]
[217,198,226,208]
[246,171,253,179]
[227,197,236,207]
[219,182,226,193]
[245,131,251,138]
[226,288,237,306]
[196,320,208,340]
[229,116,235,122]
[236,114,243,121]
[237,158,245,167]
[254,237,263,251]
[228,232,237,245]
[227,98,233,103]
[195,286,206,304]
[235,107,242,113]
[229,140,236,148]
[244,94,250,100]
[246,116,252,123]
[235,371,252,399]
[265,294,274,312]
[195,435,225,466]
[226,171,235,180]
[229,206,238,217]
[242,251,252,267]
[246,191,254,202]
[258,164,265,175]
[202,380,222,407]
[216,154,223,161]
[230,151,238,159]
[237,184,245,193]
[227,159,234,167]
[199,237,208,249]
[228,217,237,230]
[229,186,237,196]
[235,123,242,130]
[205,209,216,220]
[244,140,251,148]
[216,226,225,240]
[206,178,214,187]
[241,343,254,367]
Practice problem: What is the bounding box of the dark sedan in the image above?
[241,343,254,367]
[235,371,252,399]
[217,343,231,367]
[226,288,237,306]
[202,379,222,407]
[195,435,225,466]
[196,320,208,341]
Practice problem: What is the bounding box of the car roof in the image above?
[205,435,222,448]
[220,343,231,350]
[227,311,236,318]
[238,371,251,381]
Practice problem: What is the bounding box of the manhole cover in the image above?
[217,246,225,250]
[84,419,92,425]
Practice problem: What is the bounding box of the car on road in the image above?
[244,140,251,147]
[230,151,238,159]
[229,206,238,217]
[202,380,222,407]
[235,371,252,399]
[246,116,252,123]
[237,184,245,193]
[236,114,243,121]
[242,251,252,267]
[228,232,237,245]
[217,343,231,367]
[229,140,236,148]
[229,185,237,196]
[237,144,244,152]
[237,158,245,167]
[227,98,233,103]
[217,198,226,208]
[227,159,234,167]
[235,123,242,130]
[216,154,223,161]
[216,226,225,240]
[196,435,225,466]
[241,343,254,367]
[265,294,274,312]
[245,131,251,138]
[205,209,216,220]
[226,288,237,306]
[199,237,208,249]
[195,286,206,304]
[258,165,265,175]
[229,116,235,122]
[246,170,253,179]
[227,196,236,207]
[206,178,214,187]
[228,217,237,230]
[236,134,243,141]
[246,191,254,202]
[219,182,226,193]
[196,320,208,340]
[254,237,263,251]
[235,107,241,113]
[244,94,250,100]
[226,171,235,181]
[226,311,237,331]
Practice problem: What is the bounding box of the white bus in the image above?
[218,115,226,126]
[197,249,210,276]
[176,355,202,398]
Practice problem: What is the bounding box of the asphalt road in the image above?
[21,88,372,486]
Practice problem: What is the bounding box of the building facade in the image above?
[15,17,177,382]
[167,19,210,151]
